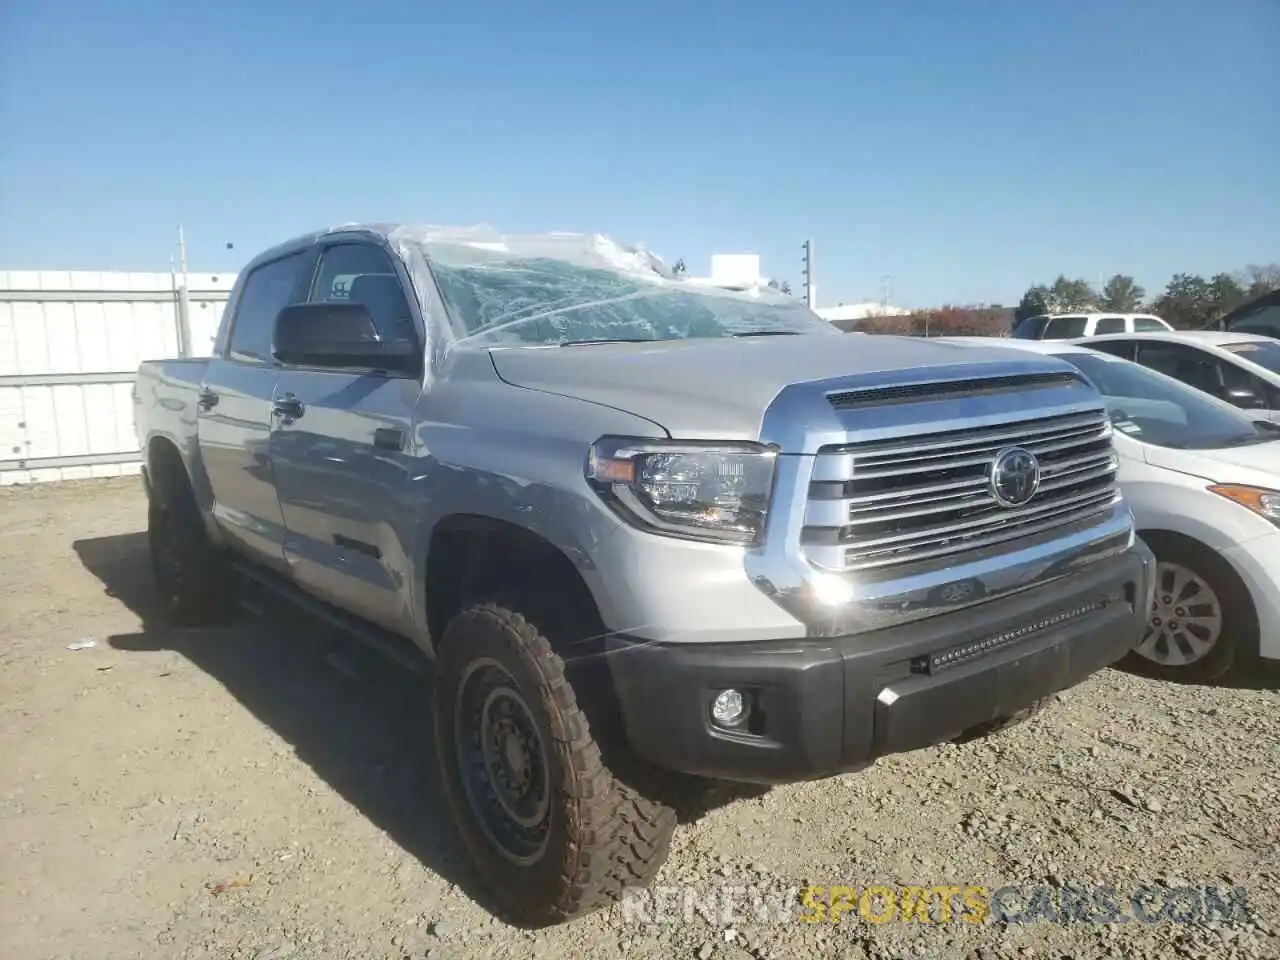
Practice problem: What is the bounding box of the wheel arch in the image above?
[1136,527,1260,659]
[424,513,607,657]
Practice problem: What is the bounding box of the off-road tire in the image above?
[147,472,230,626]
[432,601,677,928]
[1121,533,1256,684]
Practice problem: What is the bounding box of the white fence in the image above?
[0,270,236,485]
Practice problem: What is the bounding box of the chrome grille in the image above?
[802,408,1121,573]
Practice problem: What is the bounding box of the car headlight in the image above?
[586,437,777,544]
[1207,484,1280,526]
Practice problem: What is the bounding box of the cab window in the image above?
[1042,315,1088,339]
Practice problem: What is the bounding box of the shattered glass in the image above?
[401,227,836,347]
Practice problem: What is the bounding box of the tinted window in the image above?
[1060,352,1270,450]
[1089,339,1136,361]
[1133,316,1169,332]
[1220,340,1280,378]
[1043,316,1088,339]
[1228,306,1280,339]
[1094,316,1126,335]
[228,252,308,362]
[1011,316,1049,339]
[1134,342,1221,396]
[311,243,417,345]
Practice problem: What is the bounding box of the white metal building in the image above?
[0,270,235,485]
[814,302,912,323]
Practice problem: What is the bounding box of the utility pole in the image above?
[801,239,815,308]
[175,225,193,358]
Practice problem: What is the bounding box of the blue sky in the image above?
[1,0,1276,307]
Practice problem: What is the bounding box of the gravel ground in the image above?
[1,478,1278,960]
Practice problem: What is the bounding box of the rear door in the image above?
[268,239,423,631]
[198,249,313,571]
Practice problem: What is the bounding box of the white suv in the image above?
[1012,312,1172,340]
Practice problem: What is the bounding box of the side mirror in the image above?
[272,303,418,374]
[1225,386,1261,409]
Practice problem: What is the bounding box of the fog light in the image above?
[711,689,746,727]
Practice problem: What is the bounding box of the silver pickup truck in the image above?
[133,223,1155,926]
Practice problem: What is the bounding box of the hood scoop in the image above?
[827,372,1082,410]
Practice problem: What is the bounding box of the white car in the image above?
[1084,330,1280,422]
[1011,312,1172,340]
[938,336,1280,681]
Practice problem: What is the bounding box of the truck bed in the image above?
[133,358,210,461]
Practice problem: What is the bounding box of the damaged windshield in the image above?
[419,242,837,346]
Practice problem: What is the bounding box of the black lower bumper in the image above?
[606,544,1153,784]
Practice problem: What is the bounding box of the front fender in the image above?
[405,382,667,639]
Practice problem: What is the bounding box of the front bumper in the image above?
[606,541,1154,784]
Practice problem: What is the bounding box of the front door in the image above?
[268,240,423,632]
[197,249,312,571]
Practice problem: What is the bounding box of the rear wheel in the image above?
[432,601,677,927]
[148,473,230,625]
[1123,535,1254,683]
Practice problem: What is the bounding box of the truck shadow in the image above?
[72,530,489,913]
[72,530,764,924]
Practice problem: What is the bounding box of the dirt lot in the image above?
[1,478,1278,960]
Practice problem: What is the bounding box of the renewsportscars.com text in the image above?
[620,883,1252,927]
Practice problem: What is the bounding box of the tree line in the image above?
[667,254,1279,336]
[855,262,1280,338]
[1014,264,1280,329]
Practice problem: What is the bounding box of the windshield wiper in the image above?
[731,330,802,337]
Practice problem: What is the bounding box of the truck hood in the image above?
[487,334,1076,441]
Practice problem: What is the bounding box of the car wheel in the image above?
[147,474,230,625]
[1124,535,1256,683]
[432,601,677,927]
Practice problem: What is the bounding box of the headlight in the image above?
[1207,484,1280,526]
[586,437,777,544]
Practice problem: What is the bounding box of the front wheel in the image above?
[432,601,677,927]
[1123,537,1255,683]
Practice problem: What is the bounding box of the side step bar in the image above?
[230,560,429,676]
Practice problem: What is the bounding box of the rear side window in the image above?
[1043,315,1088,339]
[1089,339,1136,361]
[1228,305,1280,339]
[1011,316,1049,339]
[1134,342,1221,396]
[227,252,309,363]
[1093,316,1126,335]
[1133,317,1169,332]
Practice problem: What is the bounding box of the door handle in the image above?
[272,395,305,421]
[197,388,219,411]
